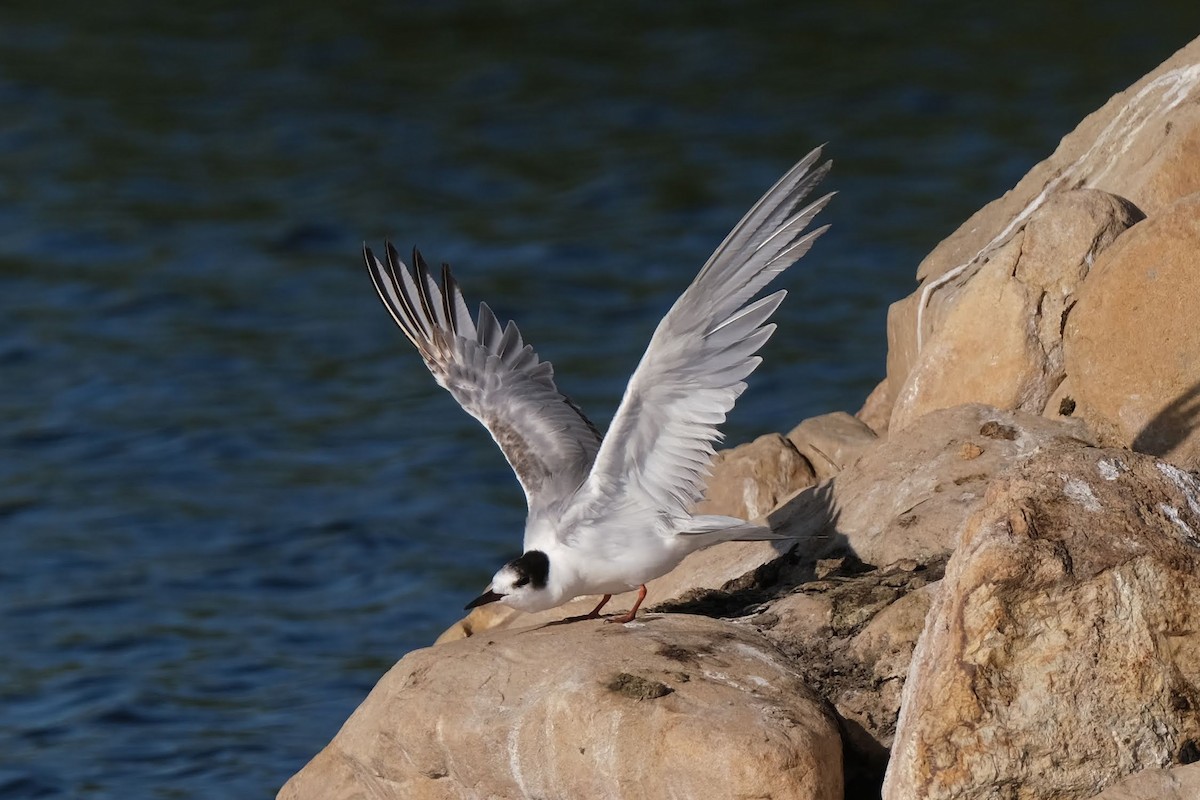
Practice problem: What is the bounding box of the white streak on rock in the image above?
[1156,461,1200,518]
[1097,458,1123,481]
[1063,476,1101,512]
[507,715,527,796]
[741,479,760,519]
[1090,63,1200,185]
[1159,503,1199,544]
[434,716,459,779]
[703,670,752,692]
[916,63,1200,351]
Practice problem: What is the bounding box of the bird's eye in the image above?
[514,574,530,588]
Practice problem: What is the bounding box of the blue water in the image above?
[3,3,1198,797]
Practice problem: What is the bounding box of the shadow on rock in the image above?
[652,481,847,618]
[1131,378,1200,463]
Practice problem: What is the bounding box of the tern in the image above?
[366,147,831,623]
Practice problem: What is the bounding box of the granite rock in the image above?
[884,35,1200,431]
[787,412,879,482]
[770,403,1095,568]
[1063,192,1200,470]
[281,615,844,800]
[883,444,1200,800]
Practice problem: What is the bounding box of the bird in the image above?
[366,146,832,624]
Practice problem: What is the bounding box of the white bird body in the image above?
[367,147,832,621]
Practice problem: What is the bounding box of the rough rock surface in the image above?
[1062,192,1200,470]
[281,616,843,800]
[888,189,1143,432]
[856,378,893,437]
[915,36,1200,284]
[883,444,1200,800]
[696,432,817,519]
[769,404,1094,567]
[840,582,937,751]
[883,34,1200,430]
[787,412,879,482]
[1085,762,1200,800]
[744,560,943,798]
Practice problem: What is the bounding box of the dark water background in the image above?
[3,2,1199,796]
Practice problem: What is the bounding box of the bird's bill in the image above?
[464,588,505,610]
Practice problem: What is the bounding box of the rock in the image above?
[917,36,1200,287]
[836,583,938,774]
[280,616,844,800]
[695,432,816,520]
[1085,763,1200,800]
[787,412,879,482]
[856,378,893,437]
[769,403,1095,568]
[885,34,1200,430]
[1063,192,1200,470]
[846,582,936,696]
[883,443,1200,800]
[439,433,815,642]
[888,189,1143,432]
[745,559,944,799]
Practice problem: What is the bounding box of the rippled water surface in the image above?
[3,2,1199,796]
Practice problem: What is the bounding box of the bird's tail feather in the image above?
[680,515,785,545]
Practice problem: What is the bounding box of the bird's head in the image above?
[465,549,556,613]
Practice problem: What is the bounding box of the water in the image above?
[2,2,1198,796]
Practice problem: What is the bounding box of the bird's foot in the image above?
[603,584,647,624]
[583,594,613,620]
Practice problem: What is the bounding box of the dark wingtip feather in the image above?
[409,247,440,330]
[385,240,403,272]
[440,262,458,336]
[379,241,435,349]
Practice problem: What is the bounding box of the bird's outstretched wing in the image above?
[567,147,832,535]
[367,244,602,510]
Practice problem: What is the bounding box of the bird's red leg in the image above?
[584,594,612,619]
[606,584,647,624]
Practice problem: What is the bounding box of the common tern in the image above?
[366,147,831,623]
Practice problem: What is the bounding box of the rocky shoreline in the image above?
[281,34,1200,800]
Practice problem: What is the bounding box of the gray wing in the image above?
[568,147,832,533]
[366,243,602,510]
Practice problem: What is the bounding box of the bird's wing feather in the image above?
[367,244,602,510]
[566,147,832,541]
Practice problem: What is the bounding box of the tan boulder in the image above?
[1085,763,1200,800]
[1062,192,1200,470]
[439,433,815,642]
[888,189,1143,432]
[695,432,816,519]
[280,615,843,800]
[770,403,1095,567]
[883,444,1200,800]
[885,34,1200,427]
[917,36,1200,286]
[787,411,879,482]
[856,378,893,437]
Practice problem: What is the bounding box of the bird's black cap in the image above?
[509,550,549,589]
